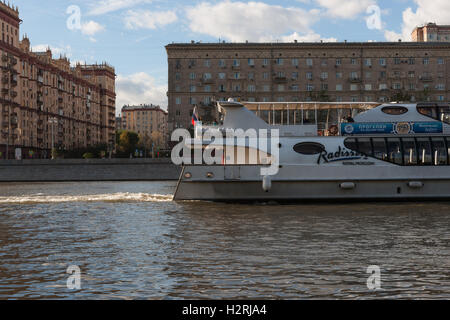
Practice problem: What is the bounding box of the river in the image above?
[0,181,449,299]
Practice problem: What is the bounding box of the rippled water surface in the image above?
[0,181,449,299]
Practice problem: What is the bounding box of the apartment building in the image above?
[166,41,450,132]
[121,104,168,148]
[412,23,450,42]
[0,2,116,159]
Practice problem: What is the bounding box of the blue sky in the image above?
[10,0,450,113]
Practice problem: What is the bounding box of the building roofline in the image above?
[166,41,450,50]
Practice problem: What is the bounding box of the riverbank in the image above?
[0,159,181,182]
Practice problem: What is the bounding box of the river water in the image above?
[0,181,449,299]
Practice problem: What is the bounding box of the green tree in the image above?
[118,131,139,156]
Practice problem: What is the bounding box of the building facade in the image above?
[412,23,450,42]
[166,41,450,132]
[0,2,116,159]
[121,104,168,149]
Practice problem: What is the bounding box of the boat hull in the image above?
[174,165,450,201]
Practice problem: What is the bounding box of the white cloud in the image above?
[315,0,376,19]
[88,0,153,16]
[384,0,450,41]
[116,72,167,113]
[80,21,105,36]
[384,30,402,42]
[281,32,337,43]
[124,10,178,30]
[185,1,322,42]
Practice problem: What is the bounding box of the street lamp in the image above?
[48,117,58,159]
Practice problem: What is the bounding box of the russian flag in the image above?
[191,107,198,126]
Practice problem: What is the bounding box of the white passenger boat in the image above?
[173,100,450,201]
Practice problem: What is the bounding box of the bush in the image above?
[82,152,94,159]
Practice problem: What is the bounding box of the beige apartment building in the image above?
[166,40,450,132]
[121,104,168,149]
[0,2,116,159]
[412,23,450,42]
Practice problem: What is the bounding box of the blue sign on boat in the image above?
[341,122,443,135]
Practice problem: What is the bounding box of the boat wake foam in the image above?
[0,192,174,204]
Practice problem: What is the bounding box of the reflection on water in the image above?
[0,181,449,299]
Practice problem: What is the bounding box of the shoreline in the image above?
[0,159,181,182]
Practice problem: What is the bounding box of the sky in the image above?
[10,0,450,114]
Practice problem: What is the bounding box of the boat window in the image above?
[344,138,357,151]
[417,103,450,124]
[293,142,325,155]
[358,138,373,156]
[344,136,450,166]
[416,138,432,165]
[431,137,448,165]
[417,105,438,120]
[372,138,387,161]
[382,106,408,115]
[402,138,417,165]
[438,104,450,124]
[447,137,450,164]
[387,138,403,165]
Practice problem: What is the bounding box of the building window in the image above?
[248,58,254,66]
[408,58,415,65]
[336,58,342,66]
[379,58,386,66]
[233,59,240,67]
[408,71,415,78]
[336,84,343,91]
[436,84,445,90]
[365,84,372,91]
[189,97,196,105]
[218,73,226,80]
[248,72,254,80]
[292,72,299,80]
[365,58,372,66]
[306,58,313,66]
[175,98,181,105]
[306,72,313,80]
[365,72,372,79]
[175,73,181,80]
[234,72,240,79]
[189,73,196,80]
[204,85,211,92]
[262,58,269,66]
[292,58,299,66]
[321,83,328,91]
[306,84,314,91]
[203,73,212,79]
[218,59,226,67]
[291,85,299,91]
[247,84,256,92]
[351,58,357,65]
[394,57,401,65]
[277,84,285,92]
[350,84,358,91]
[204,59,211,67]
[276,58,283,65]
[336,72,343,79]
[393,83,401,90]
[263,85,270,92]
[438,58,445,65]
[320,72,328,80]
[190,85,196,92]
[423,57,429,65]
[262,72,269,80]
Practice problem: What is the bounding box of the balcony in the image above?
[201,78,214,84]
[419,76,433,82]
[2,88,9,95]
[10,90,17,98]
[273,76,287,83]
[2,76,9,84]
[349,77,362,83]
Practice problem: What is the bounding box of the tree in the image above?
[138,133,152,157]
[118,131,139,156]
